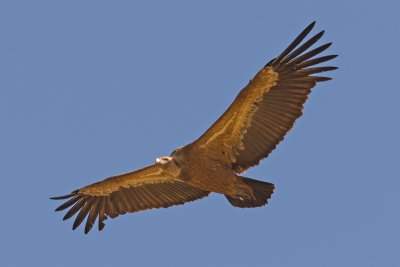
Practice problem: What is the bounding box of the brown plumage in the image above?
[51,21,337,234]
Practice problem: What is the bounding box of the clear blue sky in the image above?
[1,1,399,266]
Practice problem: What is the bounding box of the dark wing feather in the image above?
[51,164,209,234]
[191,21,337,173]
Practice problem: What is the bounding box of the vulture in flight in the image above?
[52,21,337,234]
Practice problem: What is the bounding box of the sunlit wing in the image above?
[191,21,337,173]
[51,164,209,234]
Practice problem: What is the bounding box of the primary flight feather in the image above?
[51,21,337,234]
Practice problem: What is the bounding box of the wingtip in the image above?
[50,190,78,200]
[55,206,64,212]
[305,21,316,33]
[84,227,91,235]
[272,21,319,65]
[50,194,73,200]
[99,222,105,231]
[315,76,332,82]
[72,221,79,231]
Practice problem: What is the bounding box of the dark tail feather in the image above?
[226,177,275,208]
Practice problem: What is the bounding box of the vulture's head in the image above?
[155,156,181,177]
[155,156,172,165]
[156,146,184,165]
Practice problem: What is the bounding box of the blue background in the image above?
[1,1,399,266]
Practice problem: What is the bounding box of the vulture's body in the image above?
[52,21,337,234]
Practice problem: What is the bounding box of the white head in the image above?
[155,155,181,177]
[155,156,172,165]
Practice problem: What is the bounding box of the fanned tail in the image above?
[226,177,274,208]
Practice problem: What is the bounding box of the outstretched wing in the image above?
[191,21,337,173]
[51,164,209,234]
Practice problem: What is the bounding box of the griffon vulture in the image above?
[51,21,337,234]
